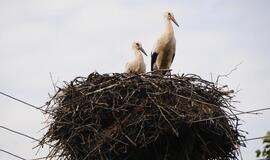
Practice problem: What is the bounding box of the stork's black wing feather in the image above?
[151,52,158,71]
[171,53,175,64]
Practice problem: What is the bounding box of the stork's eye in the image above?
[168,13,171,16]
[136,43,139,46]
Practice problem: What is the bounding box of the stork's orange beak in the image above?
[171,16,179,27]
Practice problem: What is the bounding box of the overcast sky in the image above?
[0,0,270,159]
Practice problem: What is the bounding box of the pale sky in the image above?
[0,0,270,159]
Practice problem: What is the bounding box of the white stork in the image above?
[124,42,147,74]
[151,11,179,75]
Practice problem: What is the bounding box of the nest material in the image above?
[40,72,245,160]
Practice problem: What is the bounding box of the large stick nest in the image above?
[40,72,245,160]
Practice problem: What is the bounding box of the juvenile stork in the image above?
[151,11,179,75]
[124,42,147,74]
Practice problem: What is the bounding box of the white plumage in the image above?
[151,11,179,75]
[124,42,147,74]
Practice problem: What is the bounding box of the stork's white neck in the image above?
[133,48,143,60]
[164,19,174,35]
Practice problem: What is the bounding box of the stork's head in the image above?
[164,11,179,27]
[132,41,147,56]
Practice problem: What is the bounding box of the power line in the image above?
[0,148,27,160]
[192,107,270,123]
[0,91,48,113]
[30,155,61,160]
[0,125,40,142]
[30,156,47,160]
[245,135,270,142]
[0,125,53,147]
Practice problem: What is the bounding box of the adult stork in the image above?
[124,41,147,74]
[151,11,179,75]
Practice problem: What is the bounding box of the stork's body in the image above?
[125,42,147,74]
[151,12,179,74]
